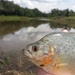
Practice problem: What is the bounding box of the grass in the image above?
[0,70,35,75]
[49,16,75,28]
[1,16,75,26]
[0,16,34,22]
[0,51,36,75]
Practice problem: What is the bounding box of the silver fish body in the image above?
[23,32,75,75]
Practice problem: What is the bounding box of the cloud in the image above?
[70,0,74,1]
[22,0,33,7]
[8,0,21,3]
[8,0,58,12]
[26,0,57,12]
[30,0,57,3]
[71,5,75,11]
[7,0,75,12]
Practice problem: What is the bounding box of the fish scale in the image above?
[23,32,75,75]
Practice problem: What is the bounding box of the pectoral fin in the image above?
[55,63,67,67]
[53,63,67,69]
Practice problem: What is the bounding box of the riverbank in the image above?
[0,16,34,22]
[49,17,75,28]
[1,16,75,28]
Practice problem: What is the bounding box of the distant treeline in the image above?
[0,0,75,17]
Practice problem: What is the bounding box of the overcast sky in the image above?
[8,0,75,13]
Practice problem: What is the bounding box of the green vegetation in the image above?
[0,0,75,24]
[49,9,75,17]
[0,0,47,17]
[49,16,75,28]
[48,9,75,27]
[0,0,75,18]
[0,16,34,22]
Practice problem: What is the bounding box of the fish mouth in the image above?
[23,52,32,60]
[25,55,31,60]
[22,49,32,60]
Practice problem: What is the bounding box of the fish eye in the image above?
[32,46,38,52]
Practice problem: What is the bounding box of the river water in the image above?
[0,20,75,52]
[0,19,75,73]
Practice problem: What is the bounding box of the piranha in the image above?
[22,32,75,75]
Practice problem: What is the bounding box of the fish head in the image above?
[22,33,73,75]
[22,38,56,67]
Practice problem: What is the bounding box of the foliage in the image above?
[49,16,75,29]
[49,8,75,17]
[0,0,75,18]
[0,0,47,17]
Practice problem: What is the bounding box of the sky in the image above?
[7,0,75,13]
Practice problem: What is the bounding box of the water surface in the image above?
[0,20,75,73]
[0,20,75,52]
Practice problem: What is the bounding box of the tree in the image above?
[65,9,69,17]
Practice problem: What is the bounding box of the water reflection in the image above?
[0,20,48,37]
[0,22,75,52]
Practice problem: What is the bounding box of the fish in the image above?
[22,32,75,75]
